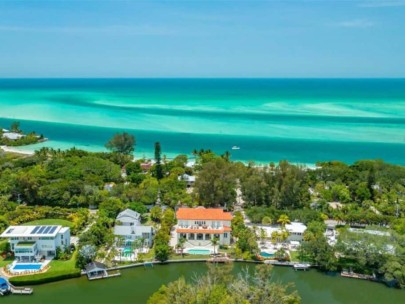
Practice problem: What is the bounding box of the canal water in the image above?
[2,263,404,304]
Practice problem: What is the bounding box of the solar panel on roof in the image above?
[49,226,57,234]
[31,226,40,234]
[43,226,52,234]
[37,226,46,234]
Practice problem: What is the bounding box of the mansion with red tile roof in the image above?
[176,207,233,245]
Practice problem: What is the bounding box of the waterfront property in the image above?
[1,225,71,262]
[175,207,232,246]
[254,222,307,244]
[114,209,154,247]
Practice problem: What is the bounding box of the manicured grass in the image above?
[289,251,300,262]
[47,250,78,273]
[22,219,73,228]
[138,248,155,261]
[170,254,210,260]
[9,250,81,286]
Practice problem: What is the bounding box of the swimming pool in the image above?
[260,251,275,258]
[186,249,211,255]
[13,263,43,271]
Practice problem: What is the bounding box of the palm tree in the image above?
[271,231,278,244]
[277,214,291,228]
[211,237,219,255]
[252,225,258,239]
[176,237,186,257]
[260,228,267,244]
[275,248,287,261]
[280,230,289,243]
[221,151,231,162]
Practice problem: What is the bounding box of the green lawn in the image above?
[9,250,81,286]
[289,251,300,262]
[47,250,78,273]
[22,219,73,228]
[138,248,155,261]
[170,254,211,260]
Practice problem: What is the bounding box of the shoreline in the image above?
[0,143,318,168]
[0,146,35,156]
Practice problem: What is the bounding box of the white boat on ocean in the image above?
[232,146,240,150]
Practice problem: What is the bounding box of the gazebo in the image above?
[85,262,108,280]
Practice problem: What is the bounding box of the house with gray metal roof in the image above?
[114,209,154,247]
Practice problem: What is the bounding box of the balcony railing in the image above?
[177,225,223,230]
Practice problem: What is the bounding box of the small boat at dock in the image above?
[0,278,11,296]
[293,263,311,271]
[0,277,33,296]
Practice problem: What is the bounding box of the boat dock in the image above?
[341,271,376,281]
[10,285,34,295]
[207,257,231,263]
[0,283,33,296]
[293,263,311,271]
[85,261,121,281]
[87,272,121,281]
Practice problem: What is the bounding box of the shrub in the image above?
[9,269,81,286]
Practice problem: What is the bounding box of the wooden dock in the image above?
[207,257,231,263]
[9,283,33,295]
[293,263,311,271]
[88,272,121,281]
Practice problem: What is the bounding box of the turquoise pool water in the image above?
[260,251,275,258]
[13,263,42,270]
[187,249,211,255]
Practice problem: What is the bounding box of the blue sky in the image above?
[0,0,404,77]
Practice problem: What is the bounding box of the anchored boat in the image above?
[293,263,311,271]
[0,278,11,296]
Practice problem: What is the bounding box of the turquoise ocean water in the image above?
[0,79,404,165]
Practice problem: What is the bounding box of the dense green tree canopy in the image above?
[194,157,237,207]
[105,132,136,155]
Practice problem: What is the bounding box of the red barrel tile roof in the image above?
[176,207,233,221]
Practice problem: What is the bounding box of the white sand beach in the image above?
[0,145,35,156]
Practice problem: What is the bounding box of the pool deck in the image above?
[2,259,52,277]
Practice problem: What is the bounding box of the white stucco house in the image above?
[1,132,25,140]
[114,209,154,247]
[0,225,71,262]
[178,174,196,187]
[285,222,307,242]
[254,222,307,243]
[175,207,233,246]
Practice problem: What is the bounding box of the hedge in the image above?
[9,268,81,286]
